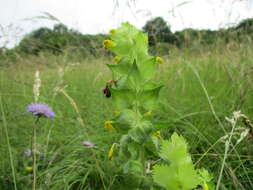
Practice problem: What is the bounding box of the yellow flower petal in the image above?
[113,56,121,63]
[144,111,152,117]
[25,166,33,172]
[104,120,115,131]
[153,131,162,139]
[156,56,164,64]
[203,183,209,190]
[108,143,116,160]
[103,40,116,49]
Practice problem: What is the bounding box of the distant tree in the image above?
[143,17,176,46]
[53,24,68,33]
[235,18,253,34]
[18,27,52,55]
[17,24,109,57]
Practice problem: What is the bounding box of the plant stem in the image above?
[216,119,237,190]
[0,96,17,190]
[32,116,40,190]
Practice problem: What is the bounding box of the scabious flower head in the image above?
[104,120,115,131]
[22,149,32,157]
[26,103,55,119]
[155,56,164,64]
[82,141,95,147]
[103,40,116,49]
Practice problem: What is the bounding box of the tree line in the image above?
[1,17,253,59]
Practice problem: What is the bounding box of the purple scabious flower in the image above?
[22,149,32,157]
[82,141,95,147]
[26,103,55,119]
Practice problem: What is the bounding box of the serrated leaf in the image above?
[153,133,200,190]
[160,133,191,164]
[197,168,213,183]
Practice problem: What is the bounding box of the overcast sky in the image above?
[1,0,253,47]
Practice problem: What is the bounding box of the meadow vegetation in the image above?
[0,18,253,190]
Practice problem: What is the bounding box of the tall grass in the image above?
[0,42,253,189]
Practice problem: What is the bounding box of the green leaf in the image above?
[121,159,144,188]
[119,135,132,158]
[197,168,213,183]
[159,133,191,164]
[152,120,173,132]
[139,57,157,80]
[128,120,153,143]
[124,60,143,90]
[134,32,149,60]
[110,88,135,109]
[106,60,131,78]
[153,133,200,190]
[153,164,177,189]
[114,109,137,132]
[139,85,163,111]
[109,22,149,60]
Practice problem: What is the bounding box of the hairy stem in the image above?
[32,116,40,190]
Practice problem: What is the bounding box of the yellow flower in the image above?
[109,29,116,35]
[108,143,116,160]
[25,166,33,172]
[113,56,121,63]
[156,56,164,64]
[202,183,209,190]
[143,111,152,117]
[104,120,115,131]
[103,40,116,49]
[153,131,162,139]
[114,110,121,116]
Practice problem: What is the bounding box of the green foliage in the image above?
[17,24,108,58]
[143,17,176,46]
[1,40,253,189]
[235,18,253,34]
[153,133,200,190]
